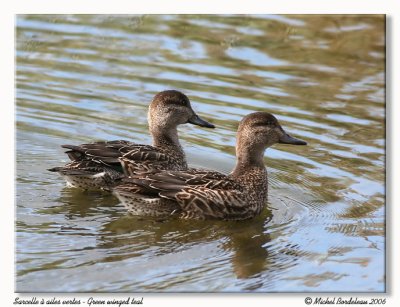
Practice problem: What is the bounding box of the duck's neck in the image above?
[150,124,184,153]
[230,139,269,217]
[231,139,266,178]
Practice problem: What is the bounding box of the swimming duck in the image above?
[113,112,306,220]
[48,90,215,190]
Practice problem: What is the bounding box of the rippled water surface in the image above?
[16,15,385,292]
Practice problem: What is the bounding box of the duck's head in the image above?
[238,112,306,148]
[235,112,306,168]
[148,90,215,131]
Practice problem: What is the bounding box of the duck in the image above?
[112,112,307,220]
[48,90,215,190]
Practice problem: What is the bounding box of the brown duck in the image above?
[113,112,306,220]
[48,90,215,190]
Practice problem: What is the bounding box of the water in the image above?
[16,14,385,292]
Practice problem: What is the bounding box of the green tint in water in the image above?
[16,14,385,292]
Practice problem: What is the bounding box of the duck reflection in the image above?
[97,207,273,281]
[221,213,272,279]
[40,187,120,219]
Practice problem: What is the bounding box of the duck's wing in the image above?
[62,140,137,165]
[61,141,177,175]
[115,169,246,219]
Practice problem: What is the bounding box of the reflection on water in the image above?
[16,14,385,292]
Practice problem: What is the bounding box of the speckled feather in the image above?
[113,166,267,220]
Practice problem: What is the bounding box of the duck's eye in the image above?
[169,99,188,107]
[253,122,263,127]
[254,121,274,127]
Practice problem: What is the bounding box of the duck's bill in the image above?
[279,133,307,145]
[188,114,215,128]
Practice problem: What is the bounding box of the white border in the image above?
[4,0,399,14]
[3,1,399,306]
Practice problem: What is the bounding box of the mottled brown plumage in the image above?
[48,90,214,190]
[113,112,307,220]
